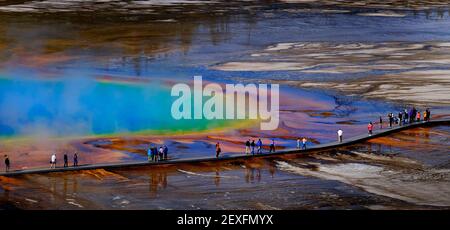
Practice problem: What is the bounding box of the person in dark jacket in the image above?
[215,142,221,158]
[163,145,168,160]
[245,140,251,155]
[4,155,10,172]
[73,153,78,166]
[63,153,68,167]
[388,113,393,128]
[250,140,256,155]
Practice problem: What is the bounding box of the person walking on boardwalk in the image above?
[302,138,307,150]
[368,122,374,136]
[63,153,68,168]
[4,155,10,172]
[388,113,393,128]
[215,142,221,158]
[297,138,301,149]
[147,146,153,162]
[256,139,263,154]
[403,109,408,124]
[152,146,158,162]
[398,112,403,126]
[50,153,57,169]
[73,152,78,167]
[424,108,430,122]
[250,140,256,155]
[163,145,168,160]
[412,107,417,123]
[416,111,421,122]
[245,140,251,155]
[379,116,383,129]
[159,146,164,161]
[269,139,275,153]
[337,129,343,143]
[153,146,159,162]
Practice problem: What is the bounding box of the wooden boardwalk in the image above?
[1,118,449,177]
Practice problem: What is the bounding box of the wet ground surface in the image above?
[0,0,449,209]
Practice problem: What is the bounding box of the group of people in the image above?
[244,139,273,155]
[147,145,168,162]
[296,138,308,149]
[382,108,431,129]
[50,152,78,169]
[0,107,435,172]
[242,137,309,157]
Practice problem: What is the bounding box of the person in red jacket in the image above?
[368,122,374,136]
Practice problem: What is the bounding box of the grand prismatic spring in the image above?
[0,0,449,210]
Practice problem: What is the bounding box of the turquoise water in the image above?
[0,74,236,138]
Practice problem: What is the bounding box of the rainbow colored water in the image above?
[0,74,244,139]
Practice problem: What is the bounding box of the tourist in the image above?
[413,107,417,122]
[4,155,10,172]
[337,129,343,143]
[398,112,403,126]
[302,138,307,150]
[388,113,393,128]
[50,153,57,169]
[269,139,275,153]
[409,107,417,123]
[163,145,168,160]
[63,153,68,168]
[156,146,160,162]
[296,138,301,149]
[245,139,251,155]
[147,146,153,162]
[423,108,431,121]
[215,142,221,158]
[73,153,78,167]
[416,111,421,122]
[403,109,409,124]
[256,139,263,154]
[158,146,163,161]
[250,140,256,155]
[379,116,383,129]
[152,146,158,162]
[368,122,373,136]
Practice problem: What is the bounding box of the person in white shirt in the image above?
[337,129,343,143]
[50,153,57,169]
[159,147,164,161]
[302,138,307,149]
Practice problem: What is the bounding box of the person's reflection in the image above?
[367,143,372,154]
[161,171,168,189]
[214,169,220,187]
[377,144,381,155]
[256,168,261,182]
[3,186,10,203]
[148,170,168,197]
[424,129,430,144]
[63,176,68,198]
[268,163,276,178]
[149,172,158,197]
[72,175,78,195]
[49,176,57,203]
[245,166,256,183]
